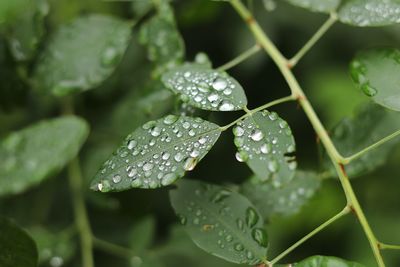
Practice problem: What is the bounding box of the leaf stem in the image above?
[230,1,386,266]
[342,129,400,164]
[288,13,337,68]
[378,242,400,250]
[269,206,350,265]
[217,44,261,71]
[93,237,138,259]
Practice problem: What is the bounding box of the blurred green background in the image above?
[0,0,400,266]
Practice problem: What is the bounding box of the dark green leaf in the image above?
[284,0,340,13]
[0,217,38,267]
[129,216,156,253]
[324,104,400,178]
[350,48,400,111]
[0,116,89,196]
[241,171,321,221]
[33,14,132,96]
[169,179,268,265]
[162,63,248,111]
[282,255,365,266]
[338,0,400,27]
[233,110,296,186]
[91,115,221,191]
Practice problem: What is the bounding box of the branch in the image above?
[217,44,261,71]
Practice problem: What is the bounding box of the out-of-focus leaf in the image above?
[284,0,340,13]
[129,216,156,253]
[324,104,400,178]
[0,0,29,25]
[0,116,89,196]
[350,48,400,111]
[91,116,221,191]
[233,110,296,187]
[0,217,38,267]
[241,171,321,221]
[169,179,268,265]
[162,63,247,111]
[131,0,152,18]
[277,255,365,266]
[338,0,400,27]
[33,14,132,96]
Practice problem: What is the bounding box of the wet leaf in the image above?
[169,179,268,265]
[162,63,247,111]
[233,110,296,187]
[284,0,340,13]
[91,115,221,191]
[324,104,400,178]
[338,0,400,27]
[33,14,132,96]
[0,217,38,267]
[241,171,321,221]
[350,48,400,111]
[0,116,89,196]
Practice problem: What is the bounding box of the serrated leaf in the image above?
[162,63,248,111]
[324,104,400,178]
[139,2,184,68]
[241,171,321,221]
[338,0,400,27]
[169,179,268,265]
[0,217,38,267]
[280,255,365,267]
[233,110,296,187]
[33,14,132,96]
[0,116,89,196]
[284,0,340,13]
[91,115,221,191]
[350,48,400,111]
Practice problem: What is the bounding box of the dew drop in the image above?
[361,84,378,97]
[251,228,268,247]
[163,115,178,125]
[174,152,184,162]
[207,93,219,102]
[184,157,197,171]
[112,174,121,184]
[235,151,248,162]
[101,47,119,66]
[127,139,137,150]
[260,143,271,154]
[246,207,259,228]
[233,126,244,137]
[150,126,162,137]
[268,160,279,173]
[234,243,244,251]
[250,129,264,141]
[212,77,228,91]
[219,101,234,111]
[211,190,231,203]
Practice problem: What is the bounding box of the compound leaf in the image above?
[91,115,221,191]
[350,48,400,111]
[169,179,268,265]
[33,14,132,96]
[0,217,38,267]
[338,0,400,27]
[162,63,248,111]
[0,116,89,196]
[233,110,296,187]
[284,0,340,13]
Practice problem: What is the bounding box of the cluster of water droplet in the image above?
[178,184,267,265]
[340,1,400,26]
[350,59,378,97]
[162,64,246,111]
[233,110,296,187]
[94,115,220,191]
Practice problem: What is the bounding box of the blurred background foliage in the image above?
[0,0,399,266]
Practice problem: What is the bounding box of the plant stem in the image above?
[217,44,261,71]
[219,95,294,131]
[378,243,400,250]
[68,158,95,267]
[270,206,350,265]
[93,237,138,259]
[342,129,400,164]
[288,13,337,68]
[230,1,386,266]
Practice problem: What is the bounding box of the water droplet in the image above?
[127,166,137,178]
[184,157,197,171]
[150,126,162,137]
[143,163,154,171]
[234,243,244,251]
[233,126,244,137]
[246,250,254,260]
[112,174,121,184]
[163,115,178,125]
[211,190,231,203]
[219,101,234,111]
[236,219,244,230]
[102,47,119,66]
[252,228,268,247]
[162,152,170,160]
[268,160,279,173]
[207,93,219,102]
[161,173,177,186]
[127,139,137,150]
[250,129,264,141]
[212,77,228,91]
[225,234,233,242]
[179,214,187,225]
[50,256,64,267]
[361,84,378,97]
[235,151,248,162]
[246,207,259,228]
[174,153,184,162]
[260,143,271,154]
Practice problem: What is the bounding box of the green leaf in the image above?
[129,216,156,253]
[91,115,221,191]
[338,0,400,27]
[350,48,400,111]
[131,0,152,19]
[324,104,400,178]
[162,63,248,111]
[169,179,268,265]
[283,255,365,267]
[0,0,29,25]
[233,110,296,187]
[284,0,340,13]
[0,217,38,267]
[139,2,184,68]
[0,116,89,196]
[33,14,132,96]
[241,171,321,221]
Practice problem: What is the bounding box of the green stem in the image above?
[219,95,294,131]
[217,44,261,71]
[230,1,386,266]
[269,206,350,265]
[378,243,400,250]
[342,129,400,164]
[288,13,337,68]
[93,237,138,259]
[68,158,94,267]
